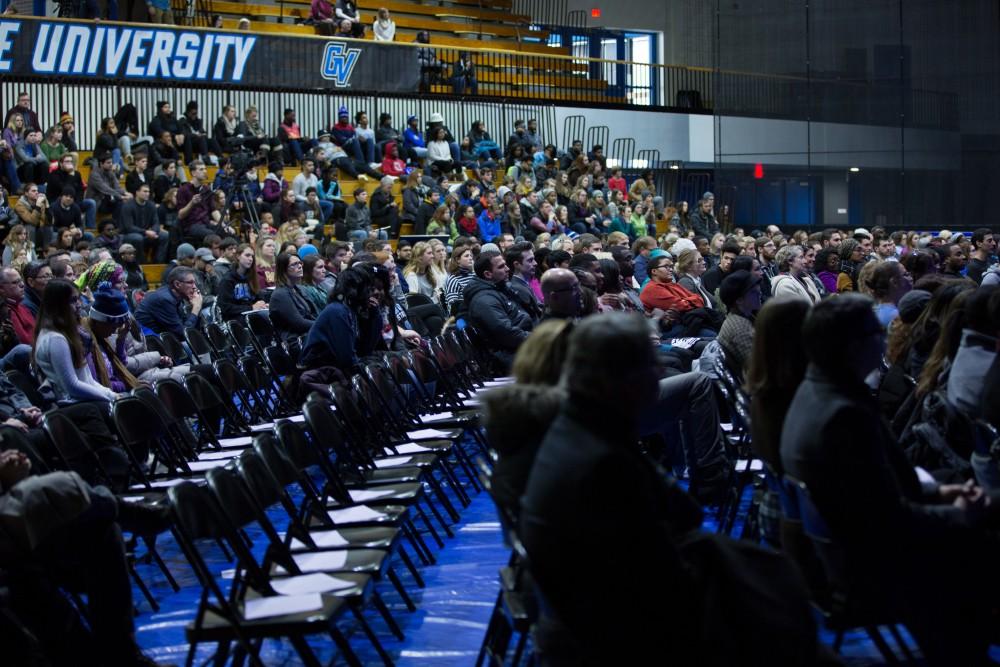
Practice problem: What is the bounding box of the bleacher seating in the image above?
[188,0,614,103]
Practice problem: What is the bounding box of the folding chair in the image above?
[184,326,216,364]
[275,419,440,562]
[784,475,914,663]
[168,481,364,667]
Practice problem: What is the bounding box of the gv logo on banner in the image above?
[321,41,361,86]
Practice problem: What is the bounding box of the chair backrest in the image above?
[42,410,113,487]
[183,372,245,436]
[245,311,276,349]
[236,447,285,509]
[784,473,848,590]
[4,370,46,408]
[265,344,297,377]
[205,322,233,357]
[227,319,255,354]
[134,384,198,452]
[168,481,272,602]
[184,326,215,364]
[253,432,300,486]
[144,334,166,356]
[113,395,185,473]
[275,418,351,506]
[159,331,190,363]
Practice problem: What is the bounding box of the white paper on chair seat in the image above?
[374,456,412,468]
[291,530,350,550]
[735,459,764,472]
[483,379,514,387]
[407,428,451,439]
[271,573,356,596]
[250,414,306,432]
[420,411,454,422]
[219,436,254,448]
[119,495,148,503]
[187,459,232,472]
[388,443,434,455]
[198,450,241,461]
[327,505,386,523]
[291,550,349,572]
[349,488,398,502]
[721,423,734,432]
[244,593,323,620]
[130,477,198,490]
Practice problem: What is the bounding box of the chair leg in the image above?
[144,534,180,592]
[329,627,363,667]
[425,476,460,529]
[832,629,845,653]
[397,544,425,587]
[386,566,417,612]
[288,633,323,667]
[372,589,405,640]
[403,519,435,565]
[350,604,396,666]
[476,591,503,667]
[511,627,529,667]
[887,624,916,662]
[865,626,900,665]
[416,501,447,548]
[129,562,160,612]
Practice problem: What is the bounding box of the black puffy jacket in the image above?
[463,277,533,355]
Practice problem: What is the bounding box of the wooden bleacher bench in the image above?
[213,1,547,41]
[144,263,167,289]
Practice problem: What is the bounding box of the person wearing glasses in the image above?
[134,266,203,337]
[268,252,318,342]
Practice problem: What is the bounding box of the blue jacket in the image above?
[478,209,500,241]
[299,301,382,373]
[403,127,425,149]
[134,284,199,337]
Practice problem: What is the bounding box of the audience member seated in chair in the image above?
[464,252,534,373]
[781,293,1000,666]
[520,312,820,665]
[0,448,171,667]
[298,265,381,379]
[32,279,119,406]
[134,266,203,337]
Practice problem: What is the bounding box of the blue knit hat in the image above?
[298,245,319,259]
[338,105,349,118]
[89,287,130,325]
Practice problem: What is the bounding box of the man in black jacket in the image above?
[120,183,169,262]
[370,176,400,239]
[147,101,186,160]
[463,253,533,372]
[521,313,817,664]
[47,154,95,230]
[689,191,720,239]
[782,293,1000,666]
[504,242,541,320]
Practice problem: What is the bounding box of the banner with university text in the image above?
[0,17,420,92]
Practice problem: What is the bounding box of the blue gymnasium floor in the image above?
[133,453,928,666]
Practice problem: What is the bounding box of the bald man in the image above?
[541,268,581,320]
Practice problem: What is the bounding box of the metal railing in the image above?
[2,14,959,130]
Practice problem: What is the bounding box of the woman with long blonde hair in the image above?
[2,224,36,266]
[254,235,277,288]
[403,241,442,304]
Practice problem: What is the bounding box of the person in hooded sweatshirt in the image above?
[380,141,407,178]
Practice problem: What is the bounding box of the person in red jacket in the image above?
[380,141,406,178]
[0,267,35,345]
[640,254,718,338]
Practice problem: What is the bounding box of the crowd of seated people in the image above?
[3,82,1000,663]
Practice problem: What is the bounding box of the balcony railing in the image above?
[0,15,958,130]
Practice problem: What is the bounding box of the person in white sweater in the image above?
[770,245,821,305]
[31,279,119,405]
[373,8,396,41]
